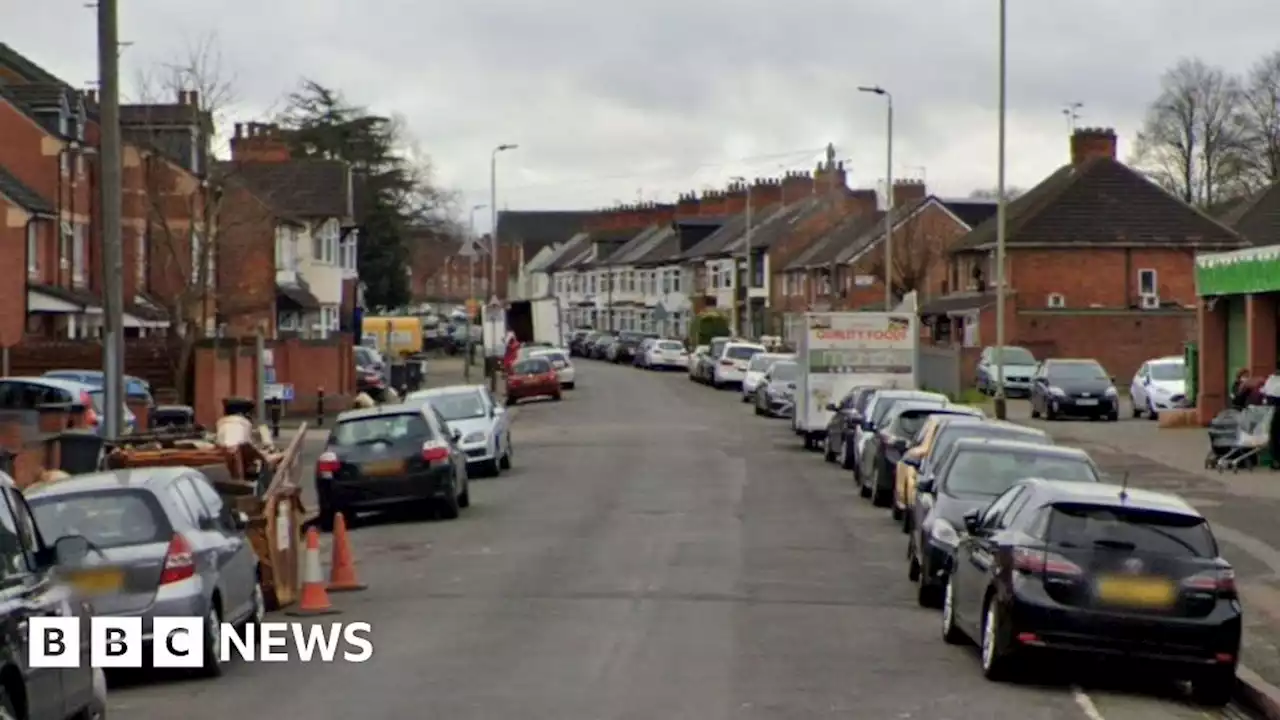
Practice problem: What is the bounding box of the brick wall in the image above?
[214,182,277,336]
[0,199,31,346]
[190,336,356,426]
[8,339,175,389]
[1010,247,1198,309]
[1013,310,1195,381]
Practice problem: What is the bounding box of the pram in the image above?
[1206,404,1273,472]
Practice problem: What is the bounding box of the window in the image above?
[339,228,358,272]
[26,223,38,278]
[661,270,672,294]
[59,221,72,271]
[1138,268,1157,295]
[672,268,682,293]
[276,225,299,271]
[322,220,339,264]
[72,224,86,285]
[278,311,300,331]
[312,224,323,260]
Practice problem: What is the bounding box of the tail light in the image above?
[80,391,100,427]
[159,533,196,585]
[422,441,450,464]
[1183,568,1237,598]
[1012,547,1082,576]
[316,451,340,479]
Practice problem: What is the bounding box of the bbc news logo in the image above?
[30,617,373,668]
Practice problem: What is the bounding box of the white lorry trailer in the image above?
[793,311,919,449]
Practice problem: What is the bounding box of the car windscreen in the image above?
[30,489,170,549]
[932,426,1048,461]
[726,345,762,361]
[1048,362,1108,381]
[871,396,928,427]
[748,354,780,371]
[1149,362,1185,381]
[657,341,684,351]
[943,449,1098,496]
[513,358,552,375]
[769,362,799,382]
[992,347,1035,365]
[332,413,432,446]
[892,408,949,438]
[1046,504,1216,557]
[535,351,568,365]
[424,391,487,420]
[709,340,727,357]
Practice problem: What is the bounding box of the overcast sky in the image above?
[11,1,1280,232]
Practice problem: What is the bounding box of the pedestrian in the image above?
[503,332,521,375]
[1231,369,1254,410]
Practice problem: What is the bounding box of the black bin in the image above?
[58,430,104,475]
[152,405,196,429]
[388,364,409,393]
[222,397,255,419]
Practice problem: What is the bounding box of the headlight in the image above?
[929,521,960,549]
[1048,386,1066,396]
[1105,386,1118,397]
[462,431,486,444]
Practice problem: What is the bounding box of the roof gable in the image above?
[496,210,595,256]
[0,165,53,215]
[1222,181,1280,246]
[216,160,352,218]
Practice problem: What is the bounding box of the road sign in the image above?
[488,295,502,308]
[458,237,478,258]
[652,304,668,321]
[264,383,294,402]
[264,367,277,384]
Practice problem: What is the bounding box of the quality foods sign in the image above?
[812,328,908,342]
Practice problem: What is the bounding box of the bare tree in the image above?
[865,210,944,300]
[1132,58,1251,207]
[1239,50,1280,188]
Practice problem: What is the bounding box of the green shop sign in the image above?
[1196,245,1280,296]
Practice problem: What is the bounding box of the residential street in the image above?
[109,363,1255,719]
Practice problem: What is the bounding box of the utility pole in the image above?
[98,0,124,438]
[465,203,486,382]
[858,86,894,309]
[744,184,754,338]
[993,0,1009,421]
[488,144,516,392]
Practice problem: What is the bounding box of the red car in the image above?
[505,357,562,405]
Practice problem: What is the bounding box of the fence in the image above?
[8,339,176,390]
[919,344,963,397]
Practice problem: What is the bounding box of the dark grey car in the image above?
[1030,358,1120,421]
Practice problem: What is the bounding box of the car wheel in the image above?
[564,382,575,390]
[1045,403,1057,421]
[499,440,512,469]
[0,689,19,720]
[1107,412,1119,422]
[483,457,501,476]
[907,551,921,582]
[1131,397,1142,418]
[901,509,912,533]
[458,481,471,508]
[980,598,1013,680]
[871,468,891,507]
[1146,399,1157,421]
[858,470,872,497]
[438,488,461,520]
[553,393,563,401]
[917,572,942,608]
[1190,667,1235,707]
[1030,397,1041,419]
[754,404,764,416]
[891,503,903,521]
[199,604,224,677]
[823,437,837,463]
[941,576,966,644]
[318,501,337,533]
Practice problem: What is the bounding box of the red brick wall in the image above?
[190,336,356,426]
[1012,310,1195,381]
[1010,247,1197,309]
[0,199,30,346]
[214,183,277,336]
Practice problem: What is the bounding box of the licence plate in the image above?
[1096,576,1176,608]
[68,568,124,595]
[1076,398,1098,406]
[363,459,406,476]
[552,361,565,368]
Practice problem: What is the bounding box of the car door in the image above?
[1132,363,1149,407]
[957,486,1026,627]
[176,476,249,622]
[428,407,466,493]
[483,388,507,455]
[188,474,256,622]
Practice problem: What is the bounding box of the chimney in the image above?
[814,143,848,194]
[891,179,926,208]
[83,89,97,105]
[188,90,199,108]
[176,90,187,105]
[1071,127,1117,164]
[843,188,879,216]
[781,170,815,199]
[749,177,784,208]
[676,191,700,217]
[230,121,291,163]
[699,189,727,216]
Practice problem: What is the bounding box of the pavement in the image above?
[106,364,1260,719]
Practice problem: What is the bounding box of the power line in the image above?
[455,146,830,196]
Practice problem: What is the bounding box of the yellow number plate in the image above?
[362,459,406,476]
[1096,576,1176,608]
[68,569,124,595]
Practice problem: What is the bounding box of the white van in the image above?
[712,342,767,388]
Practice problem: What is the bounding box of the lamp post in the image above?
[858,85,893,310]
[465,203,487,381]
[993,0,1009,420]
[488,144,516,391]
[730,176,753,337]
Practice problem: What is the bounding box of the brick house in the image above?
[497,210,594,300]
[927,127,1246,381]
[408,227,467,303]
[0,166,55,347]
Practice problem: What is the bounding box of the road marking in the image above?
[1072,686,1107,720]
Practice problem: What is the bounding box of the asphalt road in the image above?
[108,363,1256,719]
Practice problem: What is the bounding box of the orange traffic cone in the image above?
[327,513,366,592]
[286,527,340,616]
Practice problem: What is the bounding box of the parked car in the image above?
[1130,355,1188,419]
[894,417,1049,531]
[612,331,654,364]
[528,347,576,389]
[906,438,1100,608]
[741,352,792,402]
[406,384,512,476]
[645,339,689,370]
[695,337,733,383]
[975,346,1038,397]
[43,369,154,409]
[688,345,709,380]
[852,389,947,487]
[591,334,618,360]
[711,341,766,389]
[0,471,104,717]
[753,360,800,418]
[856,400,955,506]
[822,385,885,470]
[0,376,136,436]
[505,356,562,405]
[355,346,386,374]
[633,338,658,368]
[28,466,264,677]
[940,479,1239,705]
[568,329,594,356]
[315,403,470,526]
[1030,358,1120,421]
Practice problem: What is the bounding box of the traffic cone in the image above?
[327,513,366,592]
[286,527,340,616]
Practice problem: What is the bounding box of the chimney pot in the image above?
[1071,127,1117,164]
[234,123,243,139]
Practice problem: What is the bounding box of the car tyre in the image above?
[891,503,903,521]
[902,509,912,533]
[482,457,501,476]
[1045,403,1057,421]
[199,604,224,678]
[1107,412,1119,422]
[823,438,837,463]
[564,382,575,390]
[0,689,19,720]
[839,442,856,470]
[1146,399,1157,421]
[458,482,471,508]
[1190,667,1235,707]
[941,577,966,645]
[499,440,512,470]
[553,393,563,401]
[754,404,764,416]
[438,488,461,520]
[317,501,337,533]
[980,598,1013,680]
[1131,398,1142,418]
[871,468,891,508]
[858,472,872,497]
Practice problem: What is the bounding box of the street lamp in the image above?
[993,0,1010,420]
[730,175,754,338]
[465,203,487,381]
[858,85,893,310]
[489,144,518,301]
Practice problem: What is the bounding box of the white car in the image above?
[1130,355,1187,419]
[529,347,576,388]
[741,352,793,402]
[406,384,513,475]
[711,342,767,388]
[646,339,689,370]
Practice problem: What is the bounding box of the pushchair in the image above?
[1206,404,1272,472]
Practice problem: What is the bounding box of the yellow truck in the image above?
[361,316,423,358]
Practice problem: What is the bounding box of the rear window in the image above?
[726,345,763,361]
[30,490,169,549]
[748,354,780,371]
[1046,505,1216,558]
[770,362,799,381]
[944,449,1098,496]
[933,427,1048,461]
[536,351,568,364]
[513,358,552,375]
[709,340,727,357]
[894,409,947,438]
[332,414,432,446]
[658,341,683,351]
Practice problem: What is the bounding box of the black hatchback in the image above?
[315,404,471,528]
[1030,358,1120,421]
[941,479,1241,706]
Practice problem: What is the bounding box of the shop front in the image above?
[1195,246,1280,422]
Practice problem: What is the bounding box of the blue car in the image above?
[0,376,137,436]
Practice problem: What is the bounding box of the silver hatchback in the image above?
[27,467,263,677]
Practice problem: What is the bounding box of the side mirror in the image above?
[825,403,838,412]
[917,475,936,494]
[902,456,921,469]
[891,438,908,451]
[53,535,90,566]
[451,428,462,442]
[232,511,250,531]
[962,508,982,534]
[862,420,875,431]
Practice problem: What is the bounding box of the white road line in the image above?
[1072,685,1107,720]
